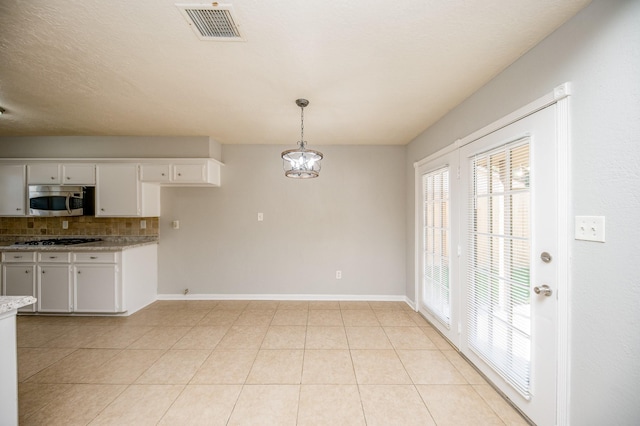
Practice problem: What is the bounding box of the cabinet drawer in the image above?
[1,252,36,262]
[37,252,71,263]
[74,252,117,263]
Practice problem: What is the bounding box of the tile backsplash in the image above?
[0,217,159,237]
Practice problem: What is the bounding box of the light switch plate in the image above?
[575,216,605,242]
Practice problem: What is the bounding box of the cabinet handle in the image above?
[25,270,29,274]
[16,208,21,211]
[77,271,81,274]
[49,256,57,259]
[178,173,182,176]
[90,256,98,259]
[66,176,71,180]
[101,208,105,211]
[51,176,55,180]
[161,173,165,176]
[13,255,22,258]
[42,270,45,274]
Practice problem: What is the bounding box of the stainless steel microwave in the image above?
[28,185,95,217]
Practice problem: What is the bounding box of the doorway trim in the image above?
[413,82,571,424]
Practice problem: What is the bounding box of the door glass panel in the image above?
[422,166,451,328]
[467,138,532,398]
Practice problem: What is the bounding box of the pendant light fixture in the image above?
[281,98,323,178]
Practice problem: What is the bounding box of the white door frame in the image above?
[414,82,571,424]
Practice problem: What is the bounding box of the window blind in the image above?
[467,139,532,398]
[422,166,451,328]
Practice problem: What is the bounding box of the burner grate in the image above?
[15,238,102,246]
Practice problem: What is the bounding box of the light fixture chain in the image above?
[300,105,305,149]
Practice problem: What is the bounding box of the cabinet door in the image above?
[27,164,61,184]
[140,164,170,182]
[62,164,95,184]
[2,264,37,312]
[38,265,72,312]
[173,164,206,183]
[0,165,26,216]
[74,265,120,313]
[96,164,140,216]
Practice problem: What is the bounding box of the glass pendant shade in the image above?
[282,147,323,178]
[281,98,323,178]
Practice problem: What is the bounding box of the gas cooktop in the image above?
[13,238,102,246]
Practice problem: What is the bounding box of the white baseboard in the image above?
[157,293,409,303]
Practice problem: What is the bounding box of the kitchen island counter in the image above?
[1,296,37,426]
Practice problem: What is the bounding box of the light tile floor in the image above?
[16,300,529,425]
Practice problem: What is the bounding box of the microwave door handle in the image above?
[65,193,71,214]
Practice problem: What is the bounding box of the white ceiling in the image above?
[0,0,590,145]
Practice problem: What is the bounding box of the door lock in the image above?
[533,284,552,297]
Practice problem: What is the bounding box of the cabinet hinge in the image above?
[457,245,461,257]
[456,166,461,180]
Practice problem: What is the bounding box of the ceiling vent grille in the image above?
[176,3,243,41]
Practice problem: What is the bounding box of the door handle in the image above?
[533,284,552,297]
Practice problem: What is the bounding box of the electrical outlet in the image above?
[258,212,264,221]
[336,270,342,279]
[62,220,68,230]
[575,216,605,242]
[140,220,146,229]
[172,220,180,229]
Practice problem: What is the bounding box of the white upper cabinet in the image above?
[139,160,220,186]
[0,165,26,216]
[27,164,60,184]
[139,164,170,183]
[95,164,159,217]
[28,163,95,185]
[61,164,96,184]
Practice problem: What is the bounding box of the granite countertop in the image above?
[0,296,37,314]
[0,238,158,252]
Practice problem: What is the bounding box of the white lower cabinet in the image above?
[74,264,119,313]
[1,264,36,313]
[38,264,72,312]
[1,244,157,316]
[74,252,120,313]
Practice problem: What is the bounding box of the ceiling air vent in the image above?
[176,3,244,41]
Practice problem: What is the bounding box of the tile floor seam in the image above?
[226,384,245,426]
[411,382,439,424]
[151,383,187,425]
[83,382,130,425]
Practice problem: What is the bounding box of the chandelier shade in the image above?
[281,99,323,178]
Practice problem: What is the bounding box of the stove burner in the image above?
[15,238,102,246]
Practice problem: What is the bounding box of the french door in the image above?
[459,105,558,425]
[417,104,560,425]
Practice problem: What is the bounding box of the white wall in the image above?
[158,144,406,298]
[405,0,640,423]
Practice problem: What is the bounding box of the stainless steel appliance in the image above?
[28,185,95,217]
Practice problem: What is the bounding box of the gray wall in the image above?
[158,144,406,297]
[405,0,640,423]
[0,136,217,158]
